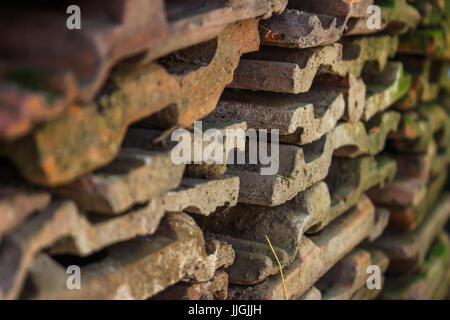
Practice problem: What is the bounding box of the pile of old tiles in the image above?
[0,0,449,300]
[366,0,450,300]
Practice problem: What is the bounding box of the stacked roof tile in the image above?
[0,0,449,300]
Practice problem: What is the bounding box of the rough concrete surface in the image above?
[227,196,387,299]
[18,213,235,300]
[230,114,399,206]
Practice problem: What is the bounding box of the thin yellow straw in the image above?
[265,235,288,300]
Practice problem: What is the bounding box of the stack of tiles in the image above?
[0,0,449,300]
[0,0,287,300]
[366,0,450,300]
[198,0,416,300]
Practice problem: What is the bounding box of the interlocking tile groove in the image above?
[259,0,418,48]
[212,64,405,139]
[1,20,260,186]
[208,88,346,144]
[229,114,399,206]
[53,148,185,215]
[311,74,367,123]
[258,5,361,49]
[20,213,234,300]
[162,176,239,216]
[229,36,398,94]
